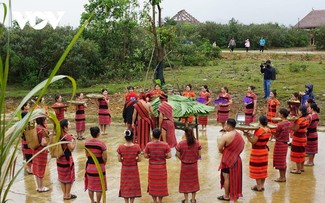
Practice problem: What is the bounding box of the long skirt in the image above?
[32,148,48,178]
[119,165,141,198]
[290,135,307,163]
[134,119,151,150]
[198,116,208,125]
[57,155,75,183]
[179,162,199,193]
[249,148,268,179]
[162,120,177,148]
[245,108,255,125]
[306,132,318,155]
[22,138,33,168]
[85,163,107,192]
[98,109,111,125]
[75,111,86,132]
[148,164,168,197]
[217,106,230,123]
[273,142,288,170]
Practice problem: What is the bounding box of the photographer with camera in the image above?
[260,60,276,99]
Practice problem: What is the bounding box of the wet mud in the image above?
[6,124,325,203]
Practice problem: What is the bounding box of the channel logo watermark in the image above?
[12,11,64,30]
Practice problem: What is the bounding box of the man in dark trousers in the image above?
[260,60,275,99]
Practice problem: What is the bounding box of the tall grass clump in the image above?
[0,2,106,203]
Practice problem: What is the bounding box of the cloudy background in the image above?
[6,0,325,27]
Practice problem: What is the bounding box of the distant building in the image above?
[171,10,200,24]
[295,9,325,45]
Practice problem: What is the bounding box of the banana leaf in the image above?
[150,95,215,118]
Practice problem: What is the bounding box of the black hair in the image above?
[222,86,229,93]
[21,102,29,111]
[184,127,195,146]
[76,93,82,98]
[279,108,289,118]
[310,103,320,113]
[54,94,61,101]
[226,118,236,128]
[60,119,69,129]
[186,84,192,90]
[249,86,256,91]
[307,98,315,105]
[127,86,134,90]
[124,129,134,141]
[152,128,161,139]
[293,92,299,98]
[299,106,308,117]
[101,88,108,93]
[271,89,277,98]
[90,126,100,138]
[36,117,46,128]
[259,115,268,127]
[203,85,210,93]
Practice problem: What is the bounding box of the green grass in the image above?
[6,54,325,124]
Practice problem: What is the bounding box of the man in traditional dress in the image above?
[158,94,177,148]
[132,92,154,150]
[217,118,245,201]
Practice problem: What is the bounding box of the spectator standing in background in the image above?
[259,37,266,52]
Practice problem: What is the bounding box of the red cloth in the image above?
[273,120,291,169]
[134,102,153,150]
[176,140,201,193]
[219,132,244,201]
[125,92,138,102]
[306,113,319,154]
[291,116,311,162]
[145,141,170,197]
[98,96,111,125]
[245,93,257,125]
[75,104,86,132]
[249,127,271,179]
[159,102,176,148]
[56,133,75,183]
[217,93,232,123]
[32,125,49,178]
[52,102,65,121]
[267,98,280,122]
[21,111,32,167]
[117,144,142,198]
[84,139,107,192]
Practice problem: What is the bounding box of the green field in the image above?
[6,52,325,125]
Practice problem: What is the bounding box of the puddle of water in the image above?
[6,124,325,203]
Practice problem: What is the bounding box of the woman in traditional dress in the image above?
[150,84,164,99]
[197,85,211,131]
[216,86,232,132]
[288,92,300,116]
[97,88,111,135]
[266,90,280,122]
[21,102,33,174]
[273,109,291,182]
[244,86,257,125]
[117,129,142,203]
[305,103,320,166]
[33,116,50,192]
[244,116,271,191]
[144,128,171,203]
[85,126,107,203]
[182,84,196,123]
[290,106,311,174]
[176,127,201,203]
[75,93,87,140]
[56,119,77,200]
[125,86,138,102]
[52,94,66,121]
